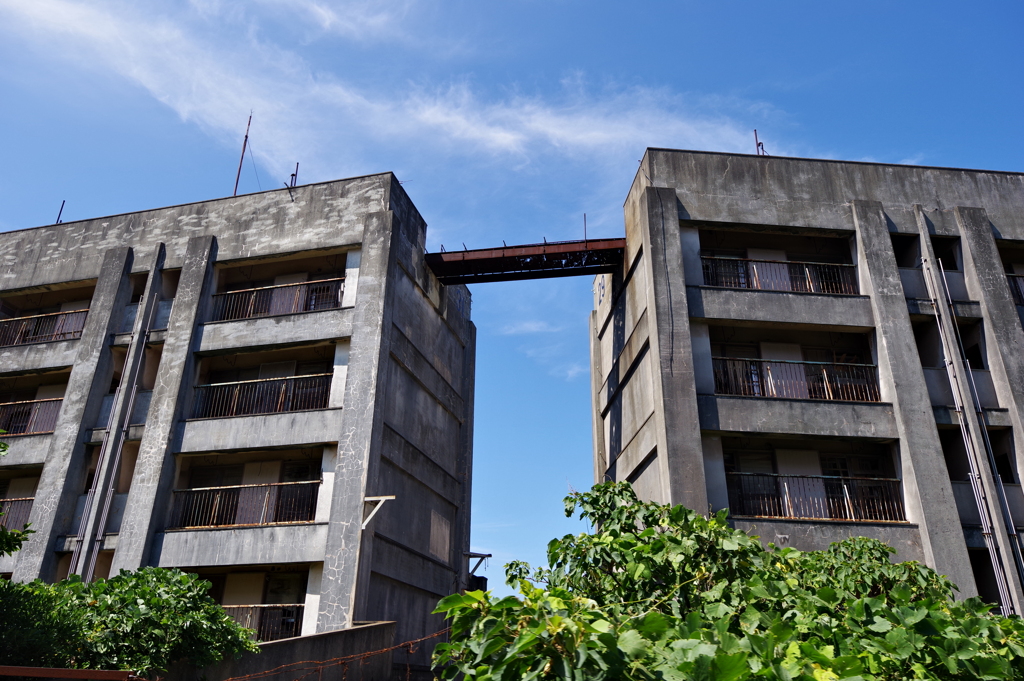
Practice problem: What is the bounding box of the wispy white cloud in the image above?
[500,320,562,335]
[0,0,762,182]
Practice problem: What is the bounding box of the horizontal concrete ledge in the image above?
[906,298,983,319]
[697,394,898,439]
[731,517,925,562]
[153,522,328,567]
[730,516,915,528]
[687,286,874,330]
[0,338,78,374]
[112,329,168,346]
[87,424,145,444]
[0,432,52,466]
[197,308,353,354]
[933,406,1011,427]
[178,408,343,453]
[56,533,118,552]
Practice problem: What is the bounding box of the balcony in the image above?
[712,358,880,402]
[0,398,62,437]
[0,310,87,347]
[211,278,344,322]
[701,257,858,295]
[191,374,331,419]
[223,604,304,642]
[0,497,33,529]
[726,472,906,522]
[169,481,319,529]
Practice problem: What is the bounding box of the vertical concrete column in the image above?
[111,236,217,572]
[452,316,477,591]
[14,247,134,582]
[917,207,1024,610]
[852,200,976,595]
[319,212,395,632]
[73,245,166,577]
[956,207,1024,480]
[637,186,707,511]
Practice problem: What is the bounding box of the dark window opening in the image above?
[891,234,920,268]
[931,237,962,272]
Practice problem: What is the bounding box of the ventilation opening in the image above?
[890,234,920,268]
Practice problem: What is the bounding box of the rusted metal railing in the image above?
[726,472,906,522]
[0,309,88,347]
[169,480,319,528]
[712,358,880,402]
[701,257,858,295]
[0,497,33,529]
[0,398,63,436]
[1008,275,1024,306]
[211,278,344,322]
[191,374,331,419]
[223,604,304,641]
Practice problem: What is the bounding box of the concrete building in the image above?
[592,149,1024,613]
[0,174,475,673]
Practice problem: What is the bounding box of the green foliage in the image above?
[0,578,86,667]
[0,567,259,677]
[434,482,1024,680]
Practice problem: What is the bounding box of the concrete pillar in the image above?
[956,207,1024,484]
[954,206,1024,607]
[637,186,708,512]
[318,212,395,632]
[73,245,166,578]
[452,315,476,591]
[13,247,134,582]
[111,236,217,572]
[852,200,977,596]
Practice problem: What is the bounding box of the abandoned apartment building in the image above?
[592,149,1024,614]
[6,146,1024,658]
[0,174,475,673]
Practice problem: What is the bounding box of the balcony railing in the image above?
[211,278,344,322]
[712,358,881,402]
[701,257,858,295]
[1008,275,1024,306]
[191,374,331,419]
[0,398,63,437]
[169,480,319,529]
[223,604,304,641]
[0,497,33,529]
[0,310,88,347]
[726,472,906,522]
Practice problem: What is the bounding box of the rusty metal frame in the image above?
[425,238,625,284]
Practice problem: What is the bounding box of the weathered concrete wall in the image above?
[594,148,1024,603]
[0,175,472,670]
[167,621,396,681]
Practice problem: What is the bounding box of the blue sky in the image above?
[1,1,1022,596]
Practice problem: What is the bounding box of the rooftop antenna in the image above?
[290,163,299,188]
[584,213,587,243]
[55,200,65,224]
[754,129,769,156]
[233,113,252,196]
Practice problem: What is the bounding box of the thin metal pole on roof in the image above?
[233,113,252,197]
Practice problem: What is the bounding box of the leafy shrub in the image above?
[434,482,1024,680]
[0,567,258,676]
